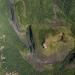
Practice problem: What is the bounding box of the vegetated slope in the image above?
[0,0,67,75]
[0,0,36,75]
[14,0,75,40]
[7,0,75,75]
[15,0,75,25]
[14,0,75,53]
[48,0,75,22]
[15,0,54,29]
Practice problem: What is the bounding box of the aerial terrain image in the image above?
[0,0,75,75]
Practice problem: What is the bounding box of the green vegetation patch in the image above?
[41,26,75,56]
